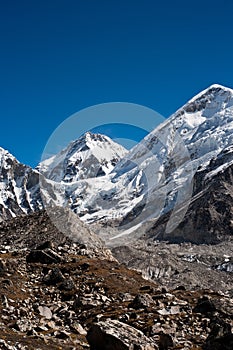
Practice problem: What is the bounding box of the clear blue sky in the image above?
[1,0,233,166]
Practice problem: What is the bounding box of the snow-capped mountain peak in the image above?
[184,83,233,107]
[38,132,128,183]
[173,83,233,128]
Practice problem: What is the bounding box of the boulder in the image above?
[43,267,65,285]
[36,240,54,250]
[87,319,158,350]
[204,317,233,350]
[38,305,53,320]
[26,248,61,264]
[129,293,155,310]
[193,296,216,315]
[158,332,174,350]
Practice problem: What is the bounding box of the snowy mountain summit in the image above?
[1,84,233,244]
[38,132,128,182]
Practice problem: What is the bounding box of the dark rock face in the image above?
[0,149,42,221]
[26,248,62,264]
[146,149,233,244]
[204,333,233,350]
[158,333,174,350]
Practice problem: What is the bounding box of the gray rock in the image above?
[59,277,76,291]
[38,305,53,320]
[71,322,87,335]
[157,306,180,315]
[87,319,158,350]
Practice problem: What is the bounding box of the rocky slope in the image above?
[0,211,232,349]
[112,238,233,295]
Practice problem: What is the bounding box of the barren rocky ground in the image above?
[112,239,233,295]
[0,211,232,349]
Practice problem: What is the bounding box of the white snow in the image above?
[2,84,233,243]
[35,84,233,243]
[38,132,128,183]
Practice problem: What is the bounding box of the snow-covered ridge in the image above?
[0,132,128,221]
[38,132,128,183]
[1,84,233,245]
[64,84,233,242]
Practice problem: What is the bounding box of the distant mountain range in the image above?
[1,84,233,244]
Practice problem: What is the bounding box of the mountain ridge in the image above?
[1,84,233,245]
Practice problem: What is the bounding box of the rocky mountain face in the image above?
[146,145,233,244]
[0,147,42,222]
[0,211,232,349]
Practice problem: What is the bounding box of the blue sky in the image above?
[1,0,233,166]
